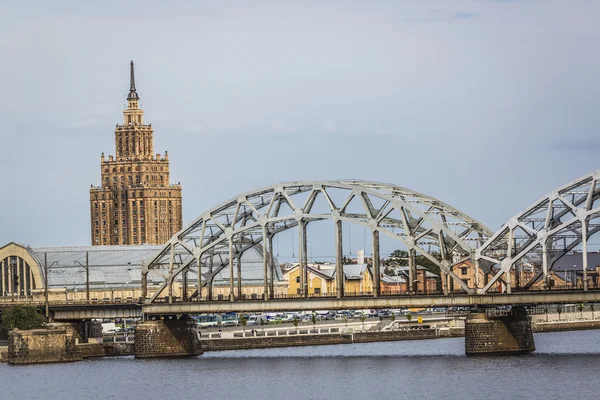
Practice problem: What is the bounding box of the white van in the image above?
[247,315,269,326]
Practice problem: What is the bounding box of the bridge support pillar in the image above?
[134,316,202,358]
[465,306,535,355]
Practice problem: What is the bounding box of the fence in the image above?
[102,333,135,343]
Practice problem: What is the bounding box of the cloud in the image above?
[71,118,100,127]
[270,120,299,135]
[322,119,338,133]
[453,11,480,20]
[548,139,600,153]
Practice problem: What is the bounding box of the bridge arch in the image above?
[142,180,492,303]
[476,170,600,293]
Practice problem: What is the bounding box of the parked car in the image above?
[246,315,268,326]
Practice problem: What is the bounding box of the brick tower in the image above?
[90,61,182,245]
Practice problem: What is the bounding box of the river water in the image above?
[2,330,600,400]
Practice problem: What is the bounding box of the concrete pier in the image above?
[7,328,82,365]
[134,317,202,358]
[465,306,535,355]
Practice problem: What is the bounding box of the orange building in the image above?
[89,61,182,245]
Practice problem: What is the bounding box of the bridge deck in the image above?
[142,290,600,315]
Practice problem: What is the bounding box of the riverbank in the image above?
[201,327,454,351]
[200,317,600,352]
[3,314,600,362]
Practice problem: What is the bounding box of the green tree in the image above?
[389,250,408,266]
[556,305,562,321]
[311,312,317,329]
[292,316,300,328]
[577,303,585,320]
[406,312,413,327]
[239,314,247,333]
[359,313,367,331]
[260,317,266,332]
[2,306,45,330]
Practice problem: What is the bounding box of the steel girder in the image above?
[142,180,492,303]
[475,170,600,294]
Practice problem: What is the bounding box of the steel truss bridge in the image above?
[141,171,600,313]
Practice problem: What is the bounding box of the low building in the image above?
[282,263,373,296]
[388,266,438,293]
[380,274,408,294]
[282,263,437,295]
[0,242,287,303]
[532,253,600,289]
[451,253,600,292]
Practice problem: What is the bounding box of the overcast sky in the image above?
[1,1,599,258]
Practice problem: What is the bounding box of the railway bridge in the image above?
[3,171,600,356]
[135,171,600,356]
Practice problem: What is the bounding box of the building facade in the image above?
[282,264,374,296]
[0,242,286,303]
[89,61,182,245]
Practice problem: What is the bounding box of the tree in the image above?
[239,314,247,333]
[260,317,266,332]
[406,312,413,328]
[292,316,300,328]
[342,315,349,329]
[383,266,396,276]
[311,312,317,329]
[543,306,549,323]
[389,250,408,266]
[556,305,562,321]
[359,313,367,331]
[390,313,396,329]
[577,303,585,320]
[2,306,45,330]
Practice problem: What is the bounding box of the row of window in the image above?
[92,190,177,201]
[103,165,163,174]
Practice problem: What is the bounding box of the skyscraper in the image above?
[90,61,182,245]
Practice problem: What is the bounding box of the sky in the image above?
[1,0,599,259]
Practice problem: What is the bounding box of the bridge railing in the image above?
[102,332,135,343]
[152,290,450,303]
[0,297,143,307]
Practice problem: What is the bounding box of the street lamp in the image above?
[44,253,59,320]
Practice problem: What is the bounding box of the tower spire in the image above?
[127,60,139,101]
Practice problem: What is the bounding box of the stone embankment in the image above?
[201,327,441,351]
[7,327,82,365]
[78,341,135,358]
[533,319,600,332]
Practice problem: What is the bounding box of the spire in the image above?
[127,60,139,101]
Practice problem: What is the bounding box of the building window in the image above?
[461,267,468,275]
[314,288,321,294]
[295,276,300,283]
[297,289,301,294]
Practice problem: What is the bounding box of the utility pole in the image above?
[86,251,90,302]
[44,253,49,319]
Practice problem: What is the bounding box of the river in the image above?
[2,330,600,400]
